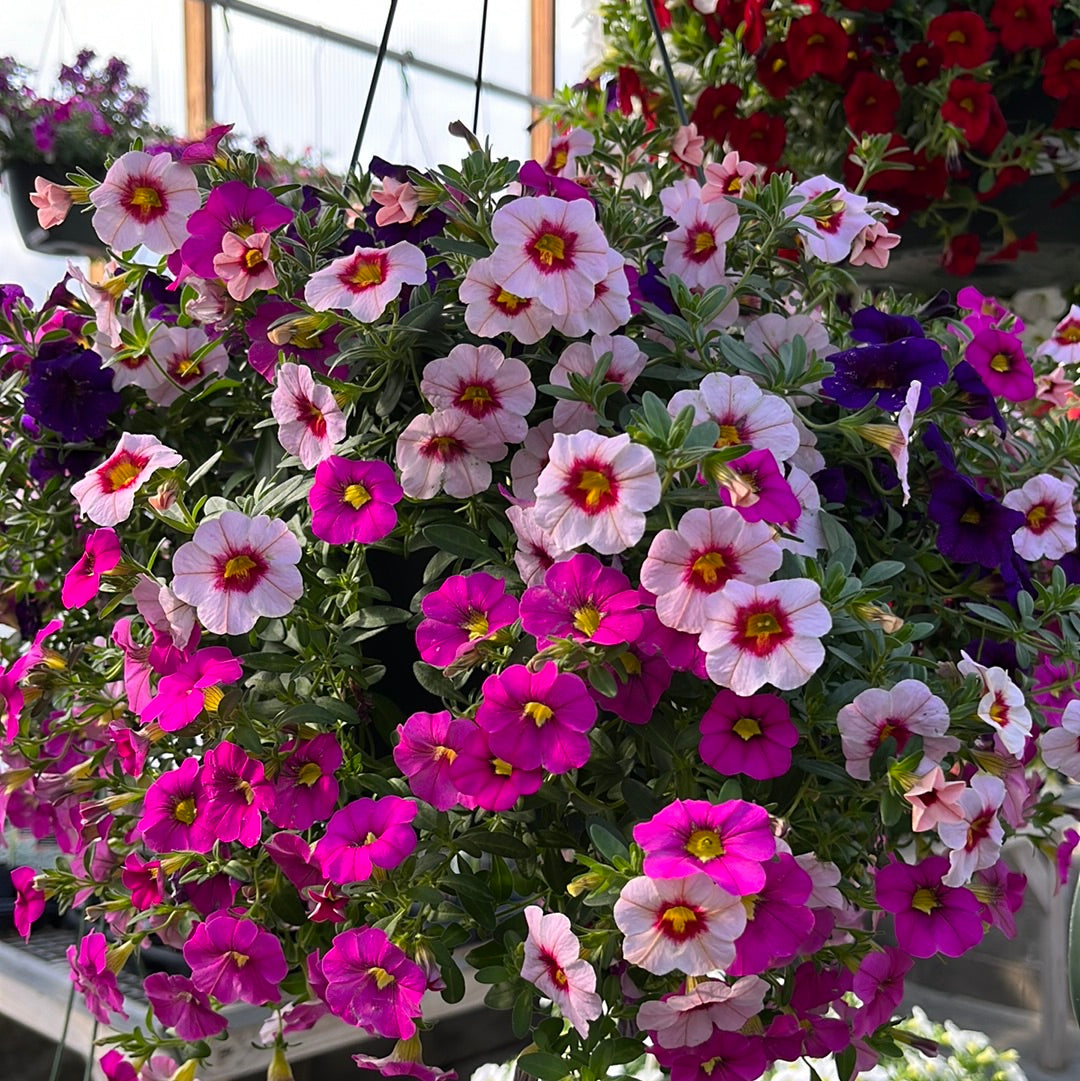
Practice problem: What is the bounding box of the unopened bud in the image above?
[148,482,177,512]
[169,1060,202,1081]
[855,603,904,634]
[267,1045,294,1081]
[566,871,603,898]
[106,939,137,974]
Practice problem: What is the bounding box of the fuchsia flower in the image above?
[637,976,768,1050]
[202,741,273,847]
[121,852,164,910]
[143,971,227,1040]
[72,434,182,527]
[727,854,814,975]
[213,231,278,300]
[476,662,597,774]
[171,511,303,636]
[655,1030,767,1081]
[10,866,45,940]
[352,1042,457,1081]
[68,931,128,1023]
[269,733,343,830]
[1002,473,1077,561]
[0,617,62,745]
[851,947,912,1038]
[972,861,1026,938]
[270,362,346,468]
[315,796,418,884]
[140,646,242,731]
[415,573,519,668]
[964,328,1036,401]
[699,689,798,781]
[139,757,214,853]
[716,449,802,525]
[449,725,543,811]
[62,528,121,608]
[183,912,288,1005]
[309,456,402,544]
[458,256,556,344]
[521,906,602,1038]
[633,799,776,896]
[395,410,506,499]
[305,242,428,322]
[394,710,476,811]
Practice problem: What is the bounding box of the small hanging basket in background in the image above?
[4,160,106,259]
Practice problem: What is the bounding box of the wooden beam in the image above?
[184,0,214,138]
[530,0,555,163]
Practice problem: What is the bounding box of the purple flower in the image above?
[201,741,273,847]
[928,475,1026,569]
[143,972,228,1040]
[952,360,1007,434]
[823,336,947,412]
[849,306,924,343]
[183,912,288,1005]
[699,689,798,781]
[728,853,815,975]
[23,346,120,441]
[315,796,418,884]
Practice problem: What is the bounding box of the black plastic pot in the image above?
[3,160,105,258]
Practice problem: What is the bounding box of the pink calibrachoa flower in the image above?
[395,410,506,499]
[213,231,277,301]
[716,449,802,524]
[550,333,647,432]
[614,874,747,976]
[637,976,768,1050]
[415,572,519,668]
[315,795,418,884]
[699,578,831,696]
[534,430,661,555]
[68,931,128,1023]
[489,194,612,314]
[394,710,477,811]
[62,527,121,608]
[0,617,61,744]
[788,176,876,263]
[476,662,597,774]
[728,854,815,976]
[654,1029,767,1081]
[507,502,571,586]
[143,971,227,1040]
[30,176,73,228]
[270,362,346,468]
[89,150,200,254]
[965,327,1036,401]
[849,221,901,268]
[702,151,759,202]
[458,256,556,344]
[121,852,164,910]
[71,433,182,527]
[268,733,343,830]
[171,511,303,636]
[1036,304,1080,366]
[371,176,419,226]
[511,420,557,501]
[641,507,782,634]
[140,646,242,731]
[544,128,595,177]
[836,680,956,781]
[875,855,984,958]
[663,196,739,289]
[521,905,602,1038]
[352,1038,457,1081]
[144,326,230,408]
[550,248,632,338]
[957,651,1033,757]
[903,766,968,832]
[673,123,706,169]
[202,741,274,847]
[321,926,427,1038]
[1041,700,1080,779]
[699,689,798,781]
[449,725,544,811]
[420,344,535,443]
[309,456,402,544]
[138,757,215,853]
[938,773,1006,886]
[305,241,428,322]
[971,861,1026,938]
[10,866,45,940]
[633,798,776,896]
[1002,473,1077,561]
[183,912,288,1005]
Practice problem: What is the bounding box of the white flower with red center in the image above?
[663,196,739,290]
[787,175,876,264]
[550,334,647,432]
[149,326,229,407]
[641,507,782,634]
[551,249,632,338]
[100,318,168,396]
[89,150,200,254]
[775,467,825,557]
[213,231,278,301]
[613,874,747,976]
[521,906,601,1038]
[458,257,555,344]
[533,431,661,555]
[668,372,800,463]
[742,313,834,366]
[894,379,922,507]
[698,578,831,696]
[489,195,612,315]
[1039,700,1080,779]
[395,411,506,499]
[68,263,123,349]
[543,128,594,177]
[270,362,346,469]
[506,503,571,587]
[511,420,557,502]
[957,652,1032,757]
[1002,473,1077,561]
[171,512,303,636]
[304,241,427,322]
[659,178,701,220]
[938,773,1006,887]
[420,344,535,443]
[72,433,182,527]
[701,151,759,203]
[636,976,767,1050]
[1035,304,1080,366]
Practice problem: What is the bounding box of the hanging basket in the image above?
[3,160,106,259]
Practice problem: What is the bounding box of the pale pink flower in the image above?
[511,420,557,502]
[89,150,200,254]
[895,380,921,507]
[421,344,535,443]
[849,221,901,268]
[659,178,702,220]
[270,362,346,468]
[30,176,73,228]
[636,976,767,1049]
[958,652,1032,757]
[663,196,739,290]
[148,326,229,407]
[903,767,968,833]
[104,319,169,397]
[787,176,876,263]
[641,507,782,634]
[1035,304,1080,366]
[1040,700,1080,779]
[543,128,594,177]
[213,231,278,301]
[304,241,427,322]
[72,433,182,527]
[489,195,612,315]
[742,313,834,366]
[132,575,198,650]
[613,874,747,976]
[792,853,844,911]
[699,578,831,695]
[371,177,419,226]
[788,414,826,475]
[458,256,555,343]
[550,334,647,432]
[506,503,571,586]
[533,431,661,555]
[938,773,1006,887]
[521,906,601,1038]
[1002,474,1077,561]
[67,262,122,349]
[775,467,825,558]
[1035,366,1074,409]
[171,512,303,635]
[701,152,758,203]
[395,411,506,499]
[550,249,632,337]
[672,123,705,168]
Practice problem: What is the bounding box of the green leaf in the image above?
[517,1052,572,1081]
[456,829,531,859]
[439,956,466,1004]
[489,854,513,903]
[511,987,534,1039]
[588,820,629,863]
[421,524,498,563]
[966,602,1016,629]
[276,703,342,726]
[186,449,223,485]
[243,651,298,672]
[860,560,906,586]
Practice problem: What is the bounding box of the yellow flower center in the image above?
[989,352,1011,373]
[960,507,982,525]
[692,551,727,586]
[619,652,642,677]
[343,483,372,509]
[744,612,782,645]
[576,469,611,507]
[523,700,554,727]
[297,762,322,787]
[549,149,568,171]
[660,905,698,935]
[572,604,602,637]
[715,424,742,447]
[686,828,723,861]
[173,798,196,825]
[733,716,762,741]
[491,757,514,777]
[463,611,490,639]
[229,951,250,968]
[202,685,224,713]
[351,260,384,286]
[236,779,255,805]
[533,233,566,266]
[432,745,457,763]
[460,384,493,404]
[243,247,266,270]
[175,356,201,379]
[1026,505,1048,530]
[911,887,940,914]
[368,966,395,990]
[741,894,758,920]
[130,185,162,209]
[693,230,716,255]
[224,554,258,581]
[104,457,143,491]
[1059,324,1080,344]
[495,288,526,311]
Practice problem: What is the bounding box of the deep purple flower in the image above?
[143,971,228,1040]
[952,360,1007,433]
[928,475,1026,569]
[849,307,923,343]
[823,337,947,412]
[23,346,120,441]
[183,913,288,1005]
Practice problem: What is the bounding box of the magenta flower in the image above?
[395,410,506,499]
[183,913,288,1005]
[972,861,1026,939]
[699,689,799,781]
[449,725,544,811]
[592,623,674,725]
[519,552,642,648]
[266,832,323,893]
[717,449,802,524]
[62,527,122,610]
[476,662,597,774]
[143,971,227,1040]
[352,1043,457,1081]
[654,1029,767,1081]
[305,242,428,322]
[246,299,339,381]
[270,362,346,469]
[138,757,215,853]
[875,856,984,958]
[10,866,45,940]
[964,327,1036,401]
[633,799,776,896]
[0,618,62,745]
[68,931,127,1023]
[121,852,164,910]
[202,741,273,847]
[851,947,912,1038]
[71,433,182,527]
[394,710,476,811]
[140,646,242,731]
[416,573,519,668]
[322,926,426,1038]
[213,230,278,301]
[268,733,343,830]
[521,906,602,1038]
[309,456,402,545]
[316,795,418,884]
[727,854,815,975]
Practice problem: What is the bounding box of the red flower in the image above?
[740,0,769,53]
[942,78,996,143]
[943,233,981,277]
[972,94,1008,154]
[1043,41,1080,100]
[927,12,997,69]
[900,43,944,85]
[757,42,797,100]
[989,0,1057,53]
[691,84,742,143]
[1054,95,1080,130]
[977,163,1031,203]
[728,113,787,166]
[989,231,1038,263]
[786,14,851,83]
[616,66,658,128]
[649,0,672,31]
[843,71,901,134]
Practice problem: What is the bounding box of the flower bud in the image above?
[267,1045,294,1081]
[148,482,177,512]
